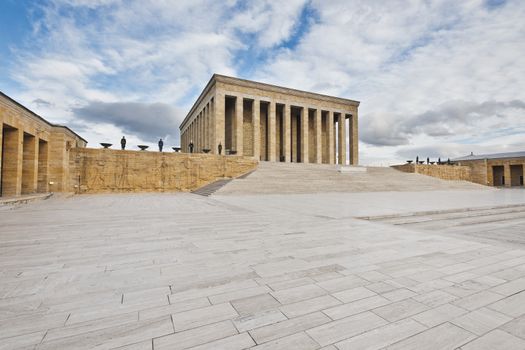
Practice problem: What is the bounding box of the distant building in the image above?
[179,74,359,165]
[454,151,525,187]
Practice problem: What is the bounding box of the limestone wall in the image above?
[69,148,257,193]
[392,164,471,182]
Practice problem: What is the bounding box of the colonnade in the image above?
[181,93,358,165]
[0,124,49,196]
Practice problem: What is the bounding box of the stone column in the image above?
[314,108,322,164]
[504,163,511,187]
[210,98,215,153]
[338,113,346,165]
[205,104,209,149]
[37,139,49,193]
[327,111,335,164]
[268,101,277,161]
[349,110,358,165]
[252,99,260,160]
[1,128,23,196]
[214,91,225,154]
[283,104,291,162]
[300,107,309,163]
[22,134,38,194]
[235,96,243,155]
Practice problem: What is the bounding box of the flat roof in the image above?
[0,90,87,143]
[453,151,525,161]
[180,74,360,130]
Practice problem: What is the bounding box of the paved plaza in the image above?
[1,188,525,349]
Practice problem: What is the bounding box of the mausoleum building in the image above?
[179,75,360,165]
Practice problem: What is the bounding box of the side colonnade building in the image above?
[179,75,360,165]
[0,91,87,197]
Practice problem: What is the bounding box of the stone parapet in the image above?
[69,148,257,193]
[392,164,471,182]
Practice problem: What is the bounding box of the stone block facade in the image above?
[180,75,359,165]
[456,157,525,187]
[392,164,471,182]
[0,91,87,197]
[69,148,257,193]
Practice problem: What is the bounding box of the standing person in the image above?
[158,138,164,152]
[121,136,126,150]
[189,140,194,153]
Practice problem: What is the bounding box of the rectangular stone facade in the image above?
[392,164,471,182]
[180,75,360,165]
[457,158,525,187]
[69,148,257,193]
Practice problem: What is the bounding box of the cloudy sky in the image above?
[1,0,524,165]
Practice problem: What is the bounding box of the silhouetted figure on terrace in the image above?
[121,136,126,150]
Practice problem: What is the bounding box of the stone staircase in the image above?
[214,161,487,195]
[192,179,232,196]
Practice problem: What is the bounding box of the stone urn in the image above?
[202,148,211,153]
[100,143,112,149]
[138,145,149,151]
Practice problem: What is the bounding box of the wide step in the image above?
[192,179,232,196]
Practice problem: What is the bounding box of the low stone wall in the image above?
[69,148,257,193]
[392,163,471,182]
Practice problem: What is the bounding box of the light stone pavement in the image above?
[1,189,525,349]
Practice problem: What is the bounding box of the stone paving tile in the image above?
[249,312,330,344]
[490,276,525,296]
[372,299,429,322]
[233,309,287,332]
[37,316,173,350]
[0,311,69,340]
[153,320,237,350]
[412,290,459,307]
[356,270,390,282]
[323,295,390,320]
[306,311,387,347]
[332,286,376,303]
[386,322,475,350]
[171,303,238,332]
[139,297,210,320]
[267,277,315,291]
[501,314,525,339]
[280,295,341,318]
[316,275,369,293]
[451,290,505,311]
[44,312,138,342]
[186,332,255,350]
[168,279,259,303]
[250,332,320,350]
[335,318,426,350]
[459,329,525,350]
[365,281,397,294]
[451,307,513,335]
[230,293,280,316]
[0,331,45,350]
[412,303,467,328]
[112,340,152,350]
[209,286,271,304]
[381,288,418,302]
[487,291,525,317]
[270,284,326,305]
